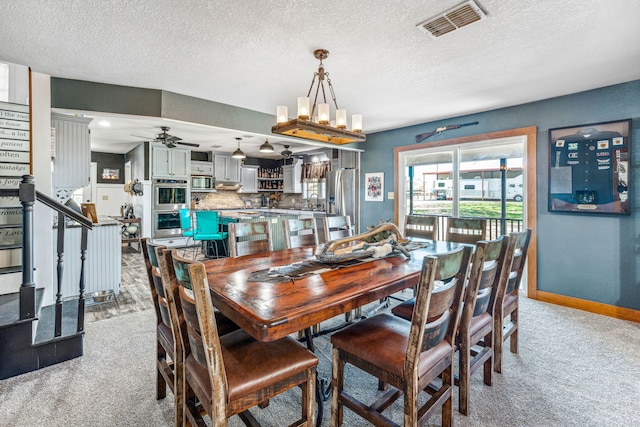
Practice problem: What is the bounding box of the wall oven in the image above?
[153,178,189,210]
[152,179,189,238]
[153,210,183,238]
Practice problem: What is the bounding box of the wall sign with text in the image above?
[0,100,31,186]
[548,119,631,215]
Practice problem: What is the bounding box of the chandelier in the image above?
[271,49,366,145]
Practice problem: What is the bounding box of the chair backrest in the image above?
[446,217,487,244]
[404,215,438,240]
[504,228,532,295]
[179,208,192,233]
[322,215,353,242]
[283,218,318,249]
[460,236,511,332]
[228,220,273,257]
[405,245,471,370]
[168,250,228,412]
[194,210,221,235]
[142,238,169,326]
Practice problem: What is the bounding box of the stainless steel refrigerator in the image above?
[326,168,358,233]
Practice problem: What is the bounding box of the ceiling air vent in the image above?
[417,0,486,39]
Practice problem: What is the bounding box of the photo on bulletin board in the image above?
[548,118,631,215]
[365,172,384,202]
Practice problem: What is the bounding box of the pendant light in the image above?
[232,137,245,159]
[259,138,275,153]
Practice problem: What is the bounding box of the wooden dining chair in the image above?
[152,244,239,426]
[166,249,318,426]
[445,217,487,244]
[141,239,174,402]
[322,215,353,243]
[331,245,471,427]
[404,214,438,240]
[283,217,318,249]
[454,234,514,415]
[228,220,273,257]
[493,228,532,373]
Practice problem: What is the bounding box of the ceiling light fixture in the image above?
[272,49,366,145]
[232,137,246,159]
[259,138,275,153]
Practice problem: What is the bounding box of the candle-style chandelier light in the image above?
[271,49,366,145]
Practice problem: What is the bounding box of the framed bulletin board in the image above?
[548,119,631,215]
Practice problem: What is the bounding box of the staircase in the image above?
[0,175,93,380]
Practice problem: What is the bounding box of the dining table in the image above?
[201,239,468,425]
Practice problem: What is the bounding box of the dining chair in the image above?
[322,215,353,243]
[141,238,173,402]
[192,210,228,259]
[283,217,318,249]
[404,214,438,240]
[166,249,318,426]
[454,234,514,415]
[228,220,273,257]
[331,245,471,427]
[493,228,532,373]
[156,247,240,427]
[179,208,194,256]
[445,217,487,244]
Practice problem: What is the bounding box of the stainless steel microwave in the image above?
[191,175,214,190]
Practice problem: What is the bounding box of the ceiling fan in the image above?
[135,126,200,148]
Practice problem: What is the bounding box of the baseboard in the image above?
[533,290,640,323]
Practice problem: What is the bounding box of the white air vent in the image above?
[417,0,486,39]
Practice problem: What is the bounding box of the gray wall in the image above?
[359,80,640,311]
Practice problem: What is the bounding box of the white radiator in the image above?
[52,223,121,302]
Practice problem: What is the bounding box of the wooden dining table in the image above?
[202,240,466,343]
[201,239,467,425]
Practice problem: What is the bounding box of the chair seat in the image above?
[157,322,174,359]
[182,230,195,238]
[185,329,317,402]
[331,313,452,378]
[193,231,228,241]
[503,292,518,311]
[469,311,492,338]
[390,298,414,321]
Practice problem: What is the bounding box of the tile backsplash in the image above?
[192,191,307,210]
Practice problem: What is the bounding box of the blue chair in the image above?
[180,208,195,256]
[193,210,228,259]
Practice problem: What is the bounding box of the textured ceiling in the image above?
[1,0,639,155]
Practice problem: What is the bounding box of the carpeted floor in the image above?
[1,248,639,426]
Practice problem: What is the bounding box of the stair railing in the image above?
[0,175,93,335]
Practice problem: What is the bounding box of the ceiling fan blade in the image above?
[167,135,182,142]
[176,141,200,148]
[131,134,153,140]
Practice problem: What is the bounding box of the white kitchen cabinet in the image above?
[214,154,241,182]
[51,113,92,188]
[283,159,302,193]
[240,165,258,193]
[151,145,190,178]
[190,160,214,175]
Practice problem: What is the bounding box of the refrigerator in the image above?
[326,168,358,233]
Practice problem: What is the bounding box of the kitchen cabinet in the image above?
[51,113,92,188]
[283,159,302,193]
[190,160,214,175]
[151,145,190,178]
[240,165,258,193]
[214,154,241,182]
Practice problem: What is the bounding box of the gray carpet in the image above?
[1,248,639,426]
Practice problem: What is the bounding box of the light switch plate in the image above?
[388,192,394,200]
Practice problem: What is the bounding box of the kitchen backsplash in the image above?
[193,191,308,210]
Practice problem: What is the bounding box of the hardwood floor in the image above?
[85,245,153,322]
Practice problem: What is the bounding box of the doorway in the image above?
[393,126,537,297]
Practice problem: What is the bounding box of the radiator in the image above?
[52,223,121,301]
